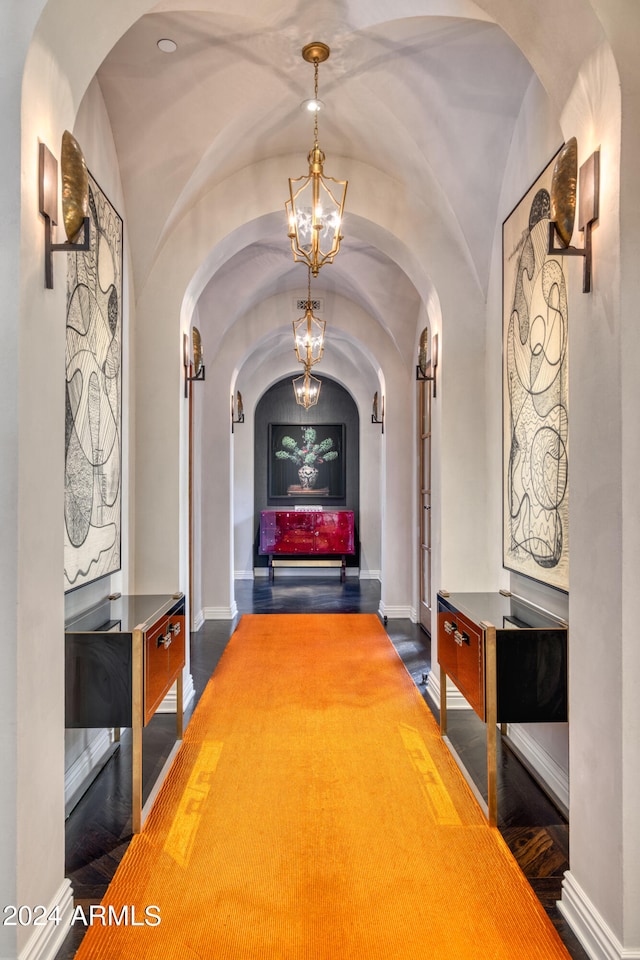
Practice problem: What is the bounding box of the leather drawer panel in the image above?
[144,615,170,725]
[438,609,485,720]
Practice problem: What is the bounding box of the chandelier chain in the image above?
[313,58,319,145]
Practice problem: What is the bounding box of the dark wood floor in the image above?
[56,578,589,960]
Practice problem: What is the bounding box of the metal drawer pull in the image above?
[157,628,173,649]
[454,630,470,646]
[444,620,457,635]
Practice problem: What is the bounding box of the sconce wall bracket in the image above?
[548,148,600,293]
[184,330,206,398]
[185,365,206,398]
[415,363,436,397]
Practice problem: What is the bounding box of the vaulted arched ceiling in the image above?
[90,0,602,371]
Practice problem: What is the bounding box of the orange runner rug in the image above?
[74,614,571,959]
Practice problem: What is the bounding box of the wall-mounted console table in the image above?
[437,590,567,826]
[259,509,355,581]
[65,593,185,833]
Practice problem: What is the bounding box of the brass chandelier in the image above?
[293,363,322,409]
[292,269,324,408]
[293,268,326,367]
[286,42,348,277]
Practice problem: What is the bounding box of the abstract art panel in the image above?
[503,151,569,593]
[64,173,123,592]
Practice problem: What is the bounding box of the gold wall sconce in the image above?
[184,327,205,398]
[371,392,385,432]
[39,131,90,288]
[416,329,438,397]
[231,391,244,433]
[548,137,600,293]
[286,42,348,277]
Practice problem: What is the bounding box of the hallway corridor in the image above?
[57,580,586,959]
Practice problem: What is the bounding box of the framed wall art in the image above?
[268,423,345,499]
[503,150,569,593]
[64,172,123,592]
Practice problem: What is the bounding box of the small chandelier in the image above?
[286,42,347,277]
[293,363,322,409]
[293,269,326,366]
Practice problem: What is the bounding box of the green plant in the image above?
[275,427,339,468]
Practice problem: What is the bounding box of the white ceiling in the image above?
[96,3,534,369]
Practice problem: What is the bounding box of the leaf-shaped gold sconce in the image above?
[61,130,89,243]
[550,137,578,248]
[547,137,600,293]
[416,327,437,397]
[418,326,430,377]
[192,327,203,378]
[39,131,90,287]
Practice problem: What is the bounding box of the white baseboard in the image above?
[203,604,238,620]
[378,602,414,620]
[192,608,205,631]
[157,672,196,713]
[234,570,254,580]
[559,871,640,960]
[64,730,114,814]
[425,671,469,712]
[360,570,381,580]
[19,879,74,960]
[504,724,569,813]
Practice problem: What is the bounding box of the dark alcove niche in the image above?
[253,374,360,570]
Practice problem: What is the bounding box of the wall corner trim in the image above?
[19,879,74,960]
[378,603,413,620]
[558,871,639,960]
[204,605,238,620]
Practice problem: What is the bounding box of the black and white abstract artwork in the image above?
[64,173,123,592]
[503,152,569,593]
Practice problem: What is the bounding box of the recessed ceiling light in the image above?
[157,38,178,54]
[301,98,324,113]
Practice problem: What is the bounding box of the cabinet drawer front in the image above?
[144,616,170,725]
[167,614,186,683]
[437,609,485,719]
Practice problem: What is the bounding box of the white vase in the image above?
[298,464,318,489]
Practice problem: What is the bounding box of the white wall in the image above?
[558,42,628,949]
[0,5,48,954]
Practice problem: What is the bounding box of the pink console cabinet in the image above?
[260,509,355,581]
